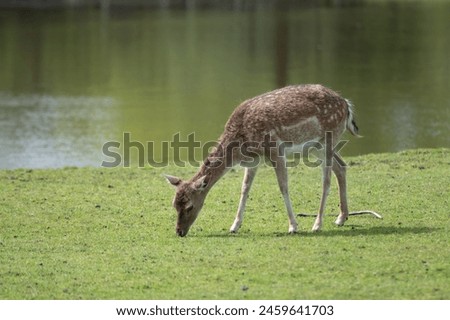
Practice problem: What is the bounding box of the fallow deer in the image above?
[166,84,360,237]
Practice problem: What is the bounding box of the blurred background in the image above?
[0,0,449,168]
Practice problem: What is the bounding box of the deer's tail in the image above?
[345,99,361,137]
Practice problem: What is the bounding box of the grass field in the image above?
[0,148,449,299]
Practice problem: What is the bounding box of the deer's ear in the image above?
[164,174,182,187]
[193,175,208,191]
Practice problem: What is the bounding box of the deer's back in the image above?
[224,84,349,143]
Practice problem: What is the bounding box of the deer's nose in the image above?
[176,228,186,237]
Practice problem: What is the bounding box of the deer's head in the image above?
[165,174,209,237]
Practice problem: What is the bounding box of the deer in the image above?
[165,84,361,237]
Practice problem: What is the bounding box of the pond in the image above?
[0,1,449,169]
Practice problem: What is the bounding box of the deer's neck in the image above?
[191,135,236,192]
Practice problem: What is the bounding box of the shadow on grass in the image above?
[197,225,439,239]
[299,225,438,237]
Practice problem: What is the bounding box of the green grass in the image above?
[0,148,449,299]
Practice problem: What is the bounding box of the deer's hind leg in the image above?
[332,153,349,226]
[311,146,333,232]
[312,163,332,232]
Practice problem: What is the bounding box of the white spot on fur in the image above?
[327,113,339,123]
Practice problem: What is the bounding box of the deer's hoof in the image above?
[335,215,348,226]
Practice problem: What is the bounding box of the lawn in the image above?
[0,148,449,299]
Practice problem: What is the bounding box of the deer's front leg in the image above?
[272,156,298,234]
[230,167,257,233]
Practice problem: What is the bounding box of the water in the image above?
[1,1,449,169]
